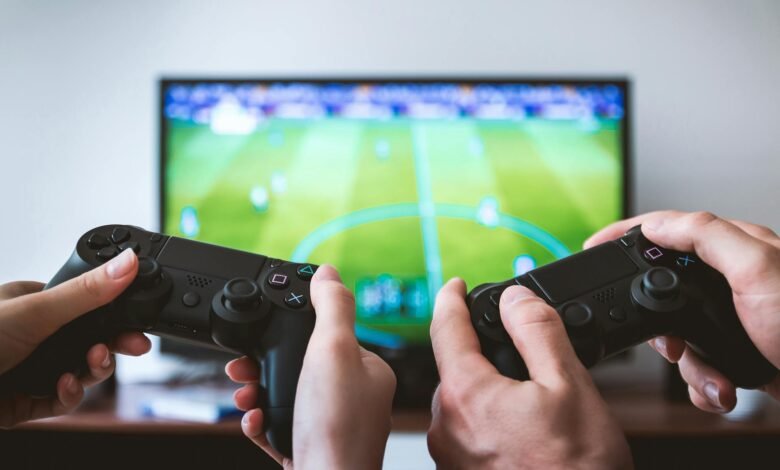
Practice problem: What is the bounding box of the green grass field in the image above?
[164,117,622,345]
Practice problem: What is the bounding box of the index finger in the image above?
[583,211,681,249]
[0,281,45,301]
[641,211,777,293]
[430,278,496,381]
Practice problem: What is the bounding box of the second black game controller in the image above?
[467,225,778,388]
[0,224,319,457]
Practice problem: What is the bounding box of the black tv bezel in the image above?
[159,76,632,234]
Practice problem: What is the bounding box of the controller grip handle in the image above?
[0,253,109,398]
[260,310,316,457]
[480,339,529,381]
[0,309,112,397]
[684,310,778,389]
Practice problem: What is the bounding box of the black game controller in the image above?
[0,225,319,456]
[467,225,778,388]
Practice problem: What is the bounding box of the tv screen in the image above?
[160,78,629,352]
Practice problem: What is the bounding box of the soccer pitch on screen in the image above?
[164,117,622,347]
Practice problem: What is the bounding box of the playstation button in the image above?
[182,291,200,307]
[562,303,592,328]
[609,306,626,322]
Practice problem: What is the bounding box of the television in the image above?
[158,77,630,404]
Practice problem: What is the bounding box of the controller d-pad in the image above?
[118,241,140,253]
[87,233,110,249]
[284,291,307,308]
[482,310,500,325]
[96,246,119,260]
[488,290,502,307]
[111,227,130,244]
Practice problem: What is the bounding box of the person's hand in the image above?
[225,265,396,469]
[0,249,152,427]
[427,279,632,469]
[585,210,780,412]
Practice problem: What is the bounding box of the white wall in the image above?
[1,0,778,282]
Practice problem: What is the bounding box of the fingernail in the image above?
[582,235,595,248]
[67,376,80,396]
[654,337,668,358]
[242,411,261,437]
[101,351,112,368]
[106,249,136,279]
[501,286,534,306]
[703,382,723,409]
[643,218,666,232]
[313,264,340,282]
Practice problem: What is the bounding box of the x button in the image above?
[676,255,696,267]
[284,291,307,308]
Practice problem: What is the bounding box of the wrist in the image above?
[293,446,385,470]
[294,430,388,470]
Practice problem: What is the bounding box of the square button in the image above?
[268,273,289,288]
[644,247,663,260]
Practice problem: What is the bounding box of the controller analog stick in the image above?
[136,257,162,288]
[641,267,680,300]
[223,278,262,311]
